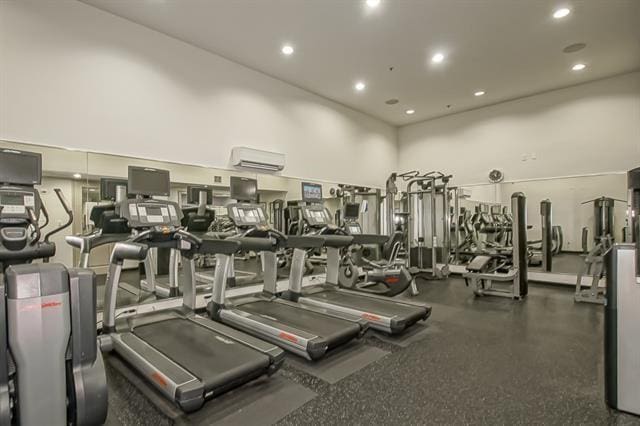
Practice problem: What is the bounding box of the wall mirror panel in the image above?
[457,172,633,285]
[81,150,376,311]
[0,139,88,268]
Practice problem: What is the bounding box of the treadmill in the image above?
[66,178,131,269]
[66,178,149,307]
[281,183,431,335]
[207,180,366,360]
[101,166,284,412]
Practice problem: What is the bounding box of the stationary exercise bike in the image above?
[329,203,416,297]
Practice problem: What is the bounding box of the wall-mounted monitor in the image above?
[344,202,360,219]
[230,176,258,202]
[128,166,170,196]
[301,182,322,203]
[0,149,42,186]
[187,185,213,205]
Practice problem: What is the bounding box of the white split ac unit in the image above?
[231,147,285,172]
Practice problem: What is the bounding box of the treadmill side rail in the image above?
[219,309,325,360]
[297,296,393,330]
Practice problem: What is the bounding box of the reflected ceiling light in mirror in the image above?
[431,52,445,64]
[474,90,486,97]
[354,81,366,91]
[553,7,571,19]
[572,63,586,71]
[405,109,415,115]
[73,173,82,179]
[281,44,294,55]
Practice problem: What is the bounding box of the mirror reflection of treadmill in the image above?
[101,168,285,413]
[195,178,263,288]
[211,202,366,360]
[290,203,431,335]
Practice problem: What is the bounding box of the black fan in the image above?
[488,169,504,183]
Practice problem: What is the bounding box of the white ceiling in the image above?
[84,0,640,126]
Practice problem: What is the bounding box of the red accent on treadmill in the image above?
[19,300,63,312]
[385,276,400,284]
[362,313,381,321]
[151,372,168,388]
[278,332,299,343]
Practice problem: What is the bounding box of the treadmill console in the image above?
[345,223,362,235]
[119,199,182,228]
[300,205,332,228]
[227,203,268,228]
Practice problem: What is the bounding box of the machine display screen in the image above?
[302,206,330,226]
[230,177,258,202]
[344,203,360,219]
[1,194,24,206]
[301,182,322,203]
[230,204,267,226]
[0,149,42,185]
[128,166,170,196]
[348,224,361,234]
[145,207,163,216]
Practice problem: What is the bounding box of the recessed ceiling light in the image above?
[572,63,586,71]
[73,173,82,179]
[405,109,415,115]
[366,0,381,8]
[354,81,366,91]
[431,52,445,63]
[553,7,571,19]
[474,91,486,97]
[281,44,294,55]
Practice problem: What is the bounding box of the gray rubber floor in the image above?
[106,277,640,425]
[530,251,585,274]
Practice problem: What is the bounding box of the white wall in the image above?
[398,72,640,185]
[0,1,396,188]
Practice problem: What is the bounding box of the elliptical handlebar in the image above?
[26,207,41,245]
[39,200,50,232]
[44,188,74,243]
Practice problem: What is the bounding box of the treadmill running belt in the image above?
[238,300,361,344]
[311,290,429,321]
[134,318,270,391]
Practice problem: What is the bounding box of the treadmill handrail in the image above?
[229,236,277,252]
[110,242,149,263]
[285,235,324,249]
[319,234,353,248]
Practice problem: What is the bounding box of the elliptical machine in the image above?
[0,148,108,425]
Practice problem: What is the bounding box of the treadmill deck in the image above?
[133,318,270,391]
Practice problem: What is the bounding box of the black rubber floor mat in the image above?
[369,322,439,348]
[107,355,316,425]
[285,341,389,384]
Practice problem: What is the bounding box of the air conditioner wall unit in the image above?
[231,147,285,172]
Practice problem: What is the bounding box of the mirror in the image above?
[0,139,88,268]
[456,173,631,285]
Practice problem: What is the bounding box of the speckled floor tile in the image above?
[106,277,640,425]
